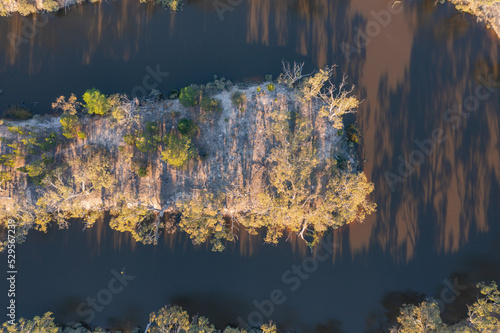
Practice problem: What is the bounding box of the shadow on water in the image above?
[0,0,500,332]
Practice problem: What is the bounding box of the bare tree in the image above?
[278,60,313,87]
[317,73,360,128]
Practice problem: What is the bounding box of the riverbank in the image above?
[0,0,180,16]
[0,68,376,252]
[3,281,499,332]
[449,0,500,39]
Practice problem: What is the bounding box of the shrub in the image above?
[7,126,26,135]
[39,132,57,151]
[83,88,109,115]
[131,159,149,177]
[230,91,246,108]
[161,132,196,168]
[265,74,273,81]
[17,0,37,15]
[2,106,33,120]
[267,83,275,92]
[177,118,198,137]
[337,129,344,137]
[347,124,359,144]
[42,0,60,11]
[168,90,180,99]
[200,96,221,113]
[0,154,16,168]
[123,134,136,146]
[77,131,86,139]
[179,86,199,107]
[146,121,159,134]
[60,113,79,139]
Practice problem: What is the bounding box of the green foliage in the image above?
[2,106,33,120]
[179,86,199,107]
[466,282,500,331]
[123,134,136,146]
[1,312,59,333]
[124,124,162,153]
[231,91,247,110]
[38,132,57,151]
[131,158,149,177]
[2,306,276,333]
[179,193,235,252]
[148,305,214,333]
[267,83,275,92]
[202,75,233,93]
[177,118,198,137]
[69,146,116,191]
[161,132,196,168]
[200,95,221,113]
[60,113,79,139]
[109,206,156,244]
[7,126,26,135]
[17,155,54,183]
[83,88,109,115]
[0,154,16,168]
[42,0,60,11]
[77,131,86,139]
[391,282,500,333]
[391,300,446,333]
[16,0,37,15]
[108,94,127,122]
[146,121,159,134]
[135,132,162,153]
[0,171,12,188]
[346,124,359,144]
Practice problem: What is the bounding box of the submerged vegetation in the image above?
[2,281,499,332]
[0,64,375,252]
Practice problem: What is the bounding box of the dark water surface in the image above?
[1,0,500,332]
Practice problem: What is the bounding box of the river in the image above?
[0,0,499,332]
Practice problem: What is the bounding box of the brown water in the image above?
[0,0,500,332]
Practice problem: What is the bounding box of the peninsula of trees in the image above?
[0,64,376,251]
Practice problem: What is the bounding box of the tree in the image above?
[148,305,214,333]
[1,312,59,333]
[161,132,196,168]
[390,301,447,333]
[465,282,500,331]
[179,193,236,252]
[53,94,82,139]
[391,282,500,333]
[179,86,199,107]
[83,88,109,115]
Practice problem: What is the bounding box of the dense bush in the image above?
[179,86,199,107]
[132,158,149,177]
[161,132,196,168]
[200,95,221,113]
[42,0,60,11]
[230,91,246,109]
[83,88,109,115]
[267,83,275,92]
[177,118,198,137]
[60,113,79,139]
[347,124,359,144]
[2,106,33,120]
